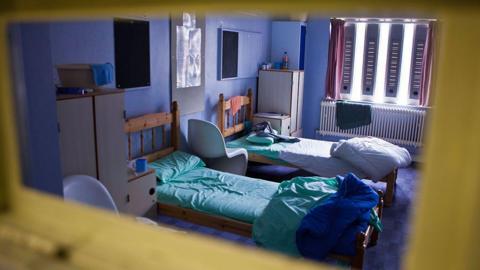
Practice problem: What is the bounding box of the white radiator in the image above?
[318,100,428,147]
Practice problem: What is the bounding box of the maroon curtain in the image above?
[325,19,345,100]
[419,21,436,106]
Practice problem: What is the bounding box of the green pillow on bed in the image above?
[246,133,275,146]
[148,151,206,183]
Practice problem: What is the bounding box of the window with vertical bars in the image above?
[339,19,431,106]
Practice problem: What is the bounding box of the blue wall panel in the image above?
[18,23,63,196]
[302,18,330,139]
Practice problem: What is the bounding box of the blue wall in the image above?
[16,23,64,196]
[12,14,271,194]
[204,15,270,124]
[301,18,330,139]
[49,15,270,122]
[49,19,171,117]
[49,15,270,148]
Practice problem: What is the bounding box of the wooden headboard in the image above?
[124,101,179,162]
[217,88,253,137]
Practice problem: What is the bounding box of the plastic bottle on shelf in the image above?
[281,51,289,70]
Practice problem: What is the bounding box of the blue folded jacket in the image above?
[296,173,379,260]
[91,63,114,86]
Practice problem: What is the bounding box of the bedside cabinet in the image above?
[126,168,157,216]
[253,113,291,136]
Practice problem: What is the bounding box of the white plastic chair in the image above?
[63,175,157,226]
[63,175,119,213]
[188,119,248,175]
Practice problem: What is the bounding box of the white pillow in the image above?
[331,137,411,181]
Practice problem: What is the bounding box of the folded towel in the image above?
[91,63,114,86]
[230,96,242,116]
[336,100,372,130]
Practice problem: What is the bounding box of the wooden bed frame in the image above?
[217,89,398,207]
[124,101,180,162]
[124,101,382,269]
[159,193,383,270]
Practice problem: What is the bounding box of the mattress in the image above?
[226,136,367,178]
[155,167,279,223]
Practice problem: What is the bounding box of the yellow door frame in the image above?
[1,1,480,269]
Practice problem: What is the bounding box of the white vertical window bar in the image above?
[373,23,391,104]
[350,23,366,101]
[397,23,415,105]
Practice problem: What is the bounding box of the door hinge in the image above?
[126,194,130,203]
[57,122,61,133]
[123,110,127,120]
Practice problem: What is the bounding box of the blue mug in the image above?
[135,158,148,173]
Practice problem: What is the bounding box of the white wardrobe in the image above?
[257,69,304,137]
[56,90,128,212]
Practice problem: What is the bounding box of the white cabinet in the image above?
[253,113,291,136]
[257,69,304,136]
[57,90,128,212]
[57,98,97,178]
[126,169,157,216]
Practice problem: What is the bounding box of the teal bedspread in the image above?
[253,175,383,257]
[155,167,278,223]
[253,176,339,256]
[226,135,287,161]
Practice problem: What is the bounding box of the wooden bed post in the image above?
[127,134,132,160]
[246,88,253,122]
[171,101,180,151]
[369,190,384,247]
[384,169,397,207]
[218,93,225,135]
[351,233,366,270]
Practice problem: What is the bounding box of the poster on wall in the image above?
[176,13,202,88]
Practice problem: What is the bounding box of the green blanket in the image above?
[253,176,382,256]
[253,176,339,256]
[155,167,278,223]
[226,136,286,161]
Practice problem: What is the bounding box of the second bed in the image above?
[217,89,409,206]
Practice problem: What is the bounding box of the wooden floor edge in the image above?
[157,203,252,237]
